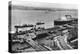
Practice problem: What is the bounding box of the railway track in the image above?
[25,39,51,51]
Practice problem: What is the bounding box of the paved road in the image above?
[54,35,73,50]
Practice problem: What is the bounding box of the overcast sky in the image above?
[12,1,77,9]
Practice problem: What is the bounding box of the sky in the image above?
[12,1,78,9]
[10,1,78,32]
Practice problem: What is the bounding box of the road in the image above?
[54,35,73,50]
